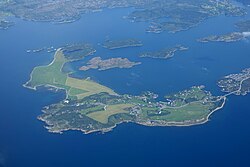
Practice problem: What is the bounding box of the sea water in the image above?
[0,7,250,167]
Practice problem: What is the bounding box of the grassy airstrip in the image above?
[25,49,116,100]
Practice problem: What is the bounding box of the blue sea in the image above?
[0,7,250,167]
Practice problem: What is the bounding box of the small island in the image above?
[79,57,141,71]
[198,20,250,43]
[235,20,250,32]
[0,20,14,30]
[26,43,95,55]
[102,39,143,50]
[146,21,196,34]
[26,46,57,53]
[0,10,14,30]
[218,68,250,96]
[140,45,188,59]
[197,32,246,43]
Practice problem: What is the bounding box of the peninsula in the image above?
[79,57,141,71]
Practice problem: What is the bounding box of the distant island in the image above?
[79,57,141,71]
[0,8,14,30]
[26,46,57,54]
[128,0,246,33]
[102,39,143,50]
[198,20,250,43]
[24,44,248,135]
[0,20,14,30]
[235,20,250,32]
[0,0,246,33]
[197,32,247,43]
[146,21,196,34]
[140,45,188,59]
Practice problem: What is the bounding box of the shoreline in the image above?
[38,96,227,135]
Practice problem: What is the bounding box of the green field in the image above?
[86,104,134,124]
[25,49,116,100]
[26,50,68,89]
[160,102,212,122]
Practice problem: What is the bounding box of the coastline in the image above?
[37,96,227,135]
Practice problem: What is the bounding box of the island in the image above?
[235,20,250,32]
[128,0,246,33]
[0,20,14,30]
[197,32,247,43]
[26,44,94,54]
[198,20,250,43]
[140,45,188,59]
[26,46,57,54]
[102,39,143,50]
[218,68,250,96]
[146,22,197,34]
[79,57,141,71]
[0,0,246,33]
[24,45,227,134]
[0,10,14,30]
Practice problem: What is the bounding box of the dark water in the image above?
[0,8,250,167]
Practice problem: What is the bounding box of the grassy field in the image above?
[26,50,68,89]
[68,87,88,96]
[26,49,116,100]
[80,105,105,115]
[150,102,213,122]
[86,104,134,124]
